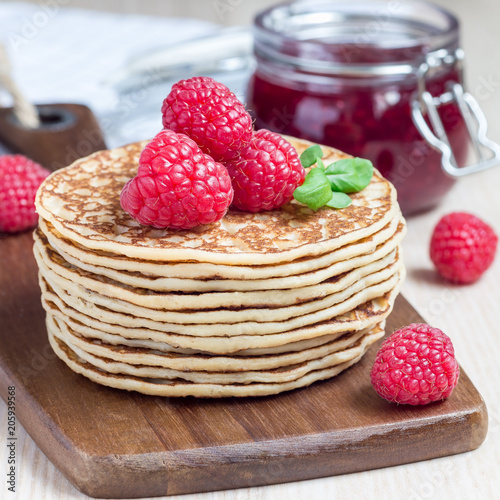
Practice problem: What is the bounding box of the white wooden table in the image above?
[1,1,499,499]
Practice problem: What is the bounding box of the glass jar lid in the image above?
[254,0,460,76]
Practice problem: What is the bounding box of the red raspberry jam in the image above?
[248,1,470,214]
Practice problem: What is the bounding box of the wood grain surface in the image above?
[0,231,488,499]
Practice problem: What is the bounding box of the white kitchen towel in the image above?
[0,1,218,150]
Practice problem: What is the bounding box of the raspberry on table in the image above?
[0,154,50,233]
[161,76,253,162]
[224,129,305,212]
[430,212,497,284]
[120,129,233,230]
[370,323,460,405]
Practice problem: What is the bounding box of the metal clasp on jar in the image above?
[411,48,500,177]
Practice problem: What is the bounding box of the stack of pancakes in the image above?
[34,137,406,397]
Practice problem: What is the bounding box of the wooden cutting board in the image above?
[0,231,487,499]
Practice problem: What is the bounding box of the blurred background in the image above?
[1,0,499,174]
[6,0,499,33]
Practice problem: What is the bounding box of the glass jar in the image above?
[247,0,489,214]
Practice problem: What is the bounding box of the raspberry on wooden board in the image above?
[370,323,460,405]
[0,154,50,233]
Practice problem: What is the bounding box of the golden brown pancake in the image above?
[35,137,400,265]
[34,135,406,397]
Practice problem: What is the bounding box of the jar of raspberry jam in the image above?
[248,0,500,214]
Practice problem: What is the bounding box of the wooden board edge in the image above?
[1,376,487,499]
[0,284,489,499]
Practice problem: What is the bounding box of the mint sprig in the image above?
[325,191,352,208]
[293,168,332,211]
[293,145,374,211]
[325,158,373,193]
[300,145,324,168]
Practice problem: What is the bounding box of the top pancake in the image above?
[35,136,398,265]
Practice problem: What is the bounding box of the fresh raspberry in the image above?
[0,155,50,233]
[161,76,253,162]
[224,129,305,212]
[430,212,497,284]
[120,130,233,230]
[370,323,460,405]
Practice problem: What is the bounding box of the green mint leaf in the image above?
[294,147,372,211]
[300,145,324,168]
[293,168,332,211]
[325,158,374,193]
[325,191,352,208]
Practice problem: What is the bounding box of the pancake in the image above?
[48,330,371,398]
[38,213,402,280]
[48,325,383,385]
[39,273,404,352]
[47,312,384,375]
[39,231,400,308]
[44,299,383,356]
[35,137,399,265]
[39,269,401,336]
[34,223,405,294]
[35,236,403,323]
